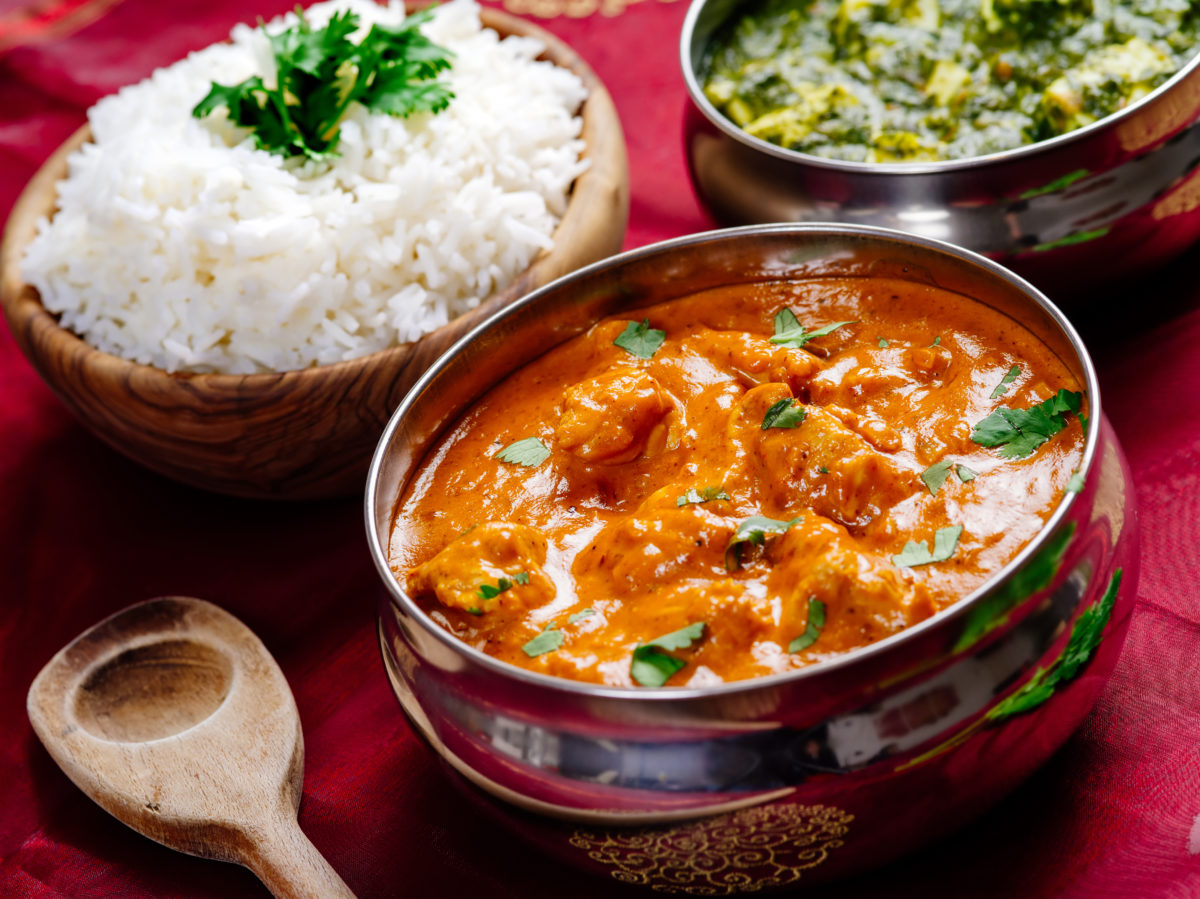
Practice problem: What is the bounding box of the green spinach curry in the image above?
[701,0,1200,162]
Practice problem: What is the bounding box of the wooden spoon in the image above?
[27,596,355,898]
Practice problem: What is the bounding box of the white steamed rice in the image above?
[21,0,589,374]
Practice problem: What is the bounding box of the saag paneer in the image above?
[389,279,1085,686]
[700,0,1200,162]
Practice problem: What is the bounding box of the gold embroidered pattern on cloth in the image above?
[568,803,853,894]
[498,0,678,19]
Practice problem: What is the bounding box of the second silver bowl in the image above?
[681,0,1200,299]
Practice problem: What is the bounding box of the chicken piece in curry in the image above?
[389,277,1086,686]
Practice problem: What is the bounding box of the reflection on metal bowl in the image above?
[680,0,1200,300]
[367,225,1138,892]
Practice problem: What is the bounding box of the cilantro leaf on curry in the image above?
[726,515,801,570]
[494,437,551,467]
[770,309,856,349]
[568,609,596,624]
[613,319,666,358]
[787,597,826,652]
[631,622,706,687]
[920,460,954,496]
[1066,471,1085,493]
[475,581,506,600]
[892,524,963,568]
[923,460,976,494]
[676,486,731,507]
[522,623,564,658]
[761,398,806,430]
[971,389,1083,459]
[475,570,529,600]
[193,7,453,161]
[990,365,1022,399]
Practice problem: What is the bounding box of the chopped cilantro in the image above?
[761,398,807,430]
[631,622,706,687]
[892,524,964,568]
[920,460,954,496]
[930,336,941,347]
[770,308,857,349]
[521,624,564,658]
[878,337,889,348]
[676,486,731,507]
[1066,471,1085,493]
[990,365,1022,399]
[568,609,596,624]
[970,389,1083,459]
[193,8,454,161]
[494,437,551,467]
[787,597,827,652]
[475,571,529,600]
[922,460,976,494]
[466,606,483,616]
[613,319,666,358]
[475,582,507,600]
[818,465,829,474]
[726,515,801,570]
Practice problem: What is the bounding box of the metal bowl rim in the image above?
[678,0,1200,175]
[365,222,1100,702]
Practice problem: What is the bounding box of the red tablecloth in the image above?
[3,1,1200,896]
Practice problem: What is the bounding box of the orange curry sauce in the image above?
[388,278,1085,686]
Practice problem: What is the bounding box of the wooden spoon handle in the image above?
[245,812,357,899]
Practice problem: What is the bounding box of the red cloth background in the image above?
[2,0,1200,896]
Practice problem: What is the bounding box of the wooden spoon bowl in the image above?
[27,597,355,897]
[0,6,628,499]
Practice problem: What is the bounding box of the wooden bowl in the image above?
[0,7,629,499]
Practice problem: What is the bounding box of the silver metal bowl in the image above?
[681,0,1200,299]
[367,225,1138,892]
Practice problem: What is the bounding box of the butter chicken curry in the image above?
[388,278,1085,687]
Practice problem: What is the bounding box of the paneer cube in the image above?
[555,367,675,464]
[767,515,936,646]
[407,522,555,614]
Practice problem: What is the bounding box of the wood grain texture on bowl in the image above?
[0,5,629,500]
